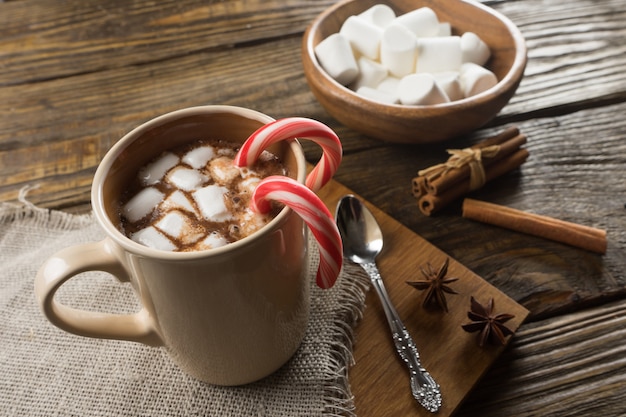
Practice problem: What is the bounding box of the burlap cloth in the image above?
[0,202,370,416]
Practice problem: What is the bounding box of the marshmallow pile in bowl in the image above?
[314,4,496,106]
[301,0,527,143]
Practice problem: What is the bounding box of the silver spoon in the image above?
[335,195,442,413]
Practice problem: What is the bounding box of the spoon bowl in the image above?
[335,195,442,413]
[335,195,383,264]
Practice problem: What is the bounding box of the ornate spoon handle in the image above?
[361,262,442,413]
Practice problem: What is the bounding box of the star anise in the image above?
[462,296,515,347]
[406,257,458,312]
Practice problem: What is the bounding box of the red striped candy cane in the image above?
[252,176,342,289]
[233,117,342,192]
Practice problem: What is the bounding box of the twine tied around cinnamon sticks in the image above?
[412,126,529,216]
[418,145,501,191]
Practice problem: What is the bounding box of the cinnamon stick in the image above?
[412,175,428,199]
[419,148,529,216]
[472,126,520,149]
[426,133,527,195]
[462,198,607,254]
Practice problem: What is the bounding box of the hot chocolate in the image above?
[118,139,286,251]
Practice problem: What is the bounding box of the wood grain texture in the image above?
[487,0,626,120]
[0,0,336,86]
[456,299,626,416]
[0,36,315,207]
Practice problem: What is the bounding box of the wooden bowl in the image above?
[302,0,527,144]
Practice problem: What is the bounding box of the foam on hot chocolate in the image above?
[119,140,286,252]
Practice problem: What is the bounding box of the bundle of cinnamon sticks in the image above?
[412,126,529,216]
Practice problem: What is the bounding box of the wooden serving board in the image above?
[318,180,529,417]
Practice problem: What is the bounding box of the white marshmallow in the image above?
[356,86,399,105]
[139,152,179,185]
[437,22,452,37]
[193,185,233,222]
[376,76,401,96]
[398,73,449,105]
[358,4,396,28]
[195,232,229,251]
[380,24,417,78]
[155,210,203,245]
[217,147,235,157]
[209,156,241,185]
[237,177,260,195]
[166,166,207,191]
[182,145,215,169]
[340,15,384,60]
[123,187,164,223]
[392,7,440,38]
[460,62,498,97]
[131,226,176,251]
[461,32,491,66]
[416,36,463,73]
[238,210,271,237]
[156,211,185,238]
[352,57,388,90]
[314,33,359,86]
[159,190,196,214]
[433,71,464,101]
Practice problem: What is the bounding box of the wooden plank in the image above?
[0,0,335,86]
[0,36,315,206]
[488,0,626,120]
[318,178,529,417]
[456,299,626,416]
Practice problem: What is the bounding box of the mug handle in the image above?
[34,238,162,346]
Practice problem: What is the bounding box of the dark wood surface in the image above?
[2,0,626,415]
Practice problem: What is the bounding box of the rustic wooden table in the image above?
[2,0,625,415]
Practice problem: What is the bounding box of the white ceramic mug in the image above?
[35,105,340,386]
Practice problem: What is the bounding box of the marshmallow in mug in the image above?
[121,141,285,252]
[313,4,496,106]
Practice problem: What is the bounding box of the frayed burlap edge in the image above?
[320,261,370,417]
[0,185,94,231]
